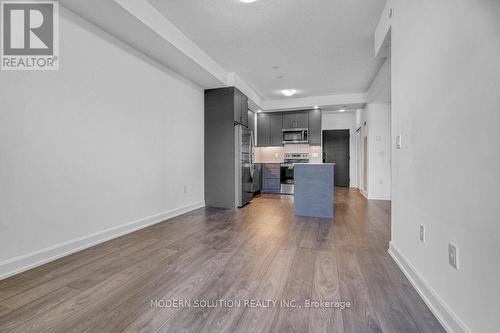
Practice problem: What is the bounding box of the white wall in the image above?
[321,111,357,187]
[362,103,391,200]
[367,57,391,103]
[355,109,363,128]
[390,1,500,332]
[0,8,205,279]
[322,110,356,131]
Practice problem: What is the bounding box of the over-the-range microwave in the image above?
[282,128,308,144]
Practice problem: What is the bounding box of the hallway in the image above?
[0,189,444,332]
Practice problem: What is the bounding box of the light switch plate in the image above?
[419,225,425,242]
[396,134,402,149]
[448,243,458,269]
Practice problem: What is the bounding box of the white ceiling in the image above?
[148,0,386,100]
[60,0,228,88]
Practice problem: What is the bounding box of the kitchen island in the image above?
[293,163,335,218]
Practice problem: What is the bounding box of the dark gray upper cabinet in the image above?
[257,112,283,146]
[282,112,295,129]
[259,110,326,146]
[257,113,270,146]
[241,93,248,126]
[308,109,322,144]
[296,112,309,129]
[269,113,283,145]
[234,88,248,126]
[283,112,309,129]
[248,109,255,137]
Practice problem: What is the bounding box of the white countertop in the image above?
[294,163,335,165]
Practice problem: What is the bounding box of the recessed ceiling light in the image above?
[257,109,262,113]
[281,89,297,97]
[339,109,346,112]
[239,0,257,3]
[313,105,319,109]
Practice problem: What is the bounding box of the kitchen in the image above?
[205,87,335,218]
[255,107,322,193]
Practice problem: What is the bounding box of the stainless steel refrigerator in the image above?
[235,124,254,207]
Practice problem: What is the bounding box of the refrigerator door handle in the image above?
[249,131,255,180]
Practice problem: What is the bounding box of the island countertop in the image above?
[293,163,335,218]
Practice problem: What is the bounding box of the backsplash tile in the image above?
[254,146,285,163]
[284,144,310,153]
[255,144,323,164]
[309,145,322,163]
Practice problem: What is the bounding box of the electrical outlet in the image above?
[419,225,425,242]
[448,243,459,269]
[183,185,188,194]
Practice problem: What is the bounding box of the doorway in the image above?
[353,127,362,189]
[322,130,350,187]
[363,136,368,192]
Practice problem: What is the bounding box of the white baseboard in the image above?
[357,189,390,201]
[0,201,205,281]
[368,193,391,200]
[388,242,471,333]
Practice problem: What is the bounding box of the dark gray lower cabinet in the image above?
[262,163,281,193]
[263,178,280,192]
[308,109,322,144]
[252,163,262,193]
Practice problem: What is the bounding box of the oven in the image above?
[280,163,294,181]
[280,153,310,194]
[280,163,295,195]
[282,129,308,144]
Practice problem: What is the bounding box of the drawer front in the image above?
[263,164,281,178]
[263,178,281,192]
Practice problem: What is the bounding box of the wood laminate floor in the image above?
[0,188,445,333]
